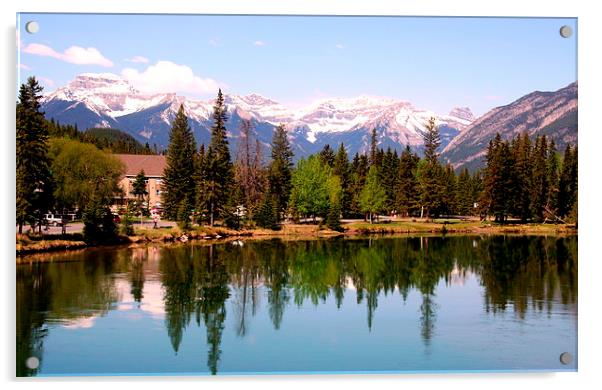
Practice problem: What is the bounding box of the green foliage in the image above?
[163,105,197,222]
[204,90,234,226]
[132,169,148,199]
[255,193,279,230]
[557,145,578,218]
[349,153,369,217]
[290,155,340,220]
[120,204,135,236]
[333,143,352,218]
[380,148,400,214]
[176,199,192,230]
[49,138,124,211]
[422,117,441,163]
[319,144,336,167]
[455,168,472,216]
[359,166,386,223]
[47,121,155,155]
[16,77,53,232]
[396,146,420,217]
[82,197,117,244]
[417,118,445,218]
[268,124,294,217]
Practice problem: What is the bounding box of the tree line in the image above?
[17,76,578,241]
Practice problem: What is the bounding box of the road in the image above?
[21,220,177,235]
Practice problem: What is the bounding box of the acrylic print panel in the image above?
[15,13,578,377]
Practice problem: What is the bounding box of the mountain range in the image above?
[40,73,577,170]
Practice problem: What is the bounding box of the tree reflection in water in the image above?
[17,235,577,376]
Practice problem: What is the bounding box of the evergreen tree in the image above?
[422,117,441,163]
[132,169,148,200]
[319,144,336,167]
[545,139,560,219]
[530,136,549,221]
[456,168,472,216]
[418,118,444,218]
[557,145,578,218]
[195,144,209,224]
[268,124,294,218]
[481,134,513,222]
[16,77,53,234]
[349,153,369,217]
[359,166,386,223]
[441,164,458,216]
[162,105,197,221]
[255,193,279,230]
[332,143,352,218]
[205,89,234,226]
[396,146,420,217]
[511,133,532,221]
[381,148,400,214]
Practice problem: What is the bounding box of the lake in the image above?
[16,235,577,376]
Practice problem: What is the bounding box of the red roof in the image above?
[114,154,166,177]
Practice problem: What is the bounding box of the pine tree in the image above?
[481,134,513,222]
[557,145,578,218]
[332,143,352,218]
[511,133,532,221]
[418,117,444,218]
[195,144,209,224]
[440,164,458,216]
[349,153,369,217]
[319,144,336,167]
[205,89,234,226]
[422,117,441,163]
[530,136,549,221]
[396,146,420,217]
[255,192,279,230]
[16,77,53,234]
[545,139,560,219]
[268,124,294,218]
[380,148,399,215]
[456,168,472,216]
[162,105,197,221]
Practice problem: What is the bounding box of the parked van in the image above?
[44,214,65,226]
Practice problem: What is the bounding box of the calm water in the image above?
[16,235,577,376]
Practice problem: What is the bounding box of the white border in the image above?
[2,1,601,390]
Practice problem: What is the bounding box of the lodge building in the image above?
[113,154,167,211]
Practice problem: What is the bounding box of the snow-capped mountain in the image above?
[41,73,474,159]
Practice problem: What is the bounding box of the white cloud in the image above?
[38,76,55,87]
[22,43,114,67]
[121,60,220,95]
[253,40,265,47]
[126,55,149,64]
[335,43,345,49]
[17,63,31,70]
[209,38,220,47]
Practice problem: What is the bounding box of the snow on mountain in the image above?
[41,73,475,159]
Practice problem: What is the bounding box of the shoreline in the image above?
[16,220,577,260]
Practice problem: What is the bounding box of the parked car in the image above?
[44,214,64,226]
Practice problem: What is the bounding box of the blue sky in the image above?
[17,14,577,116]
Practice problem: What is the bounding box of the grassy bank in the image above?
[16,219,576,256]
